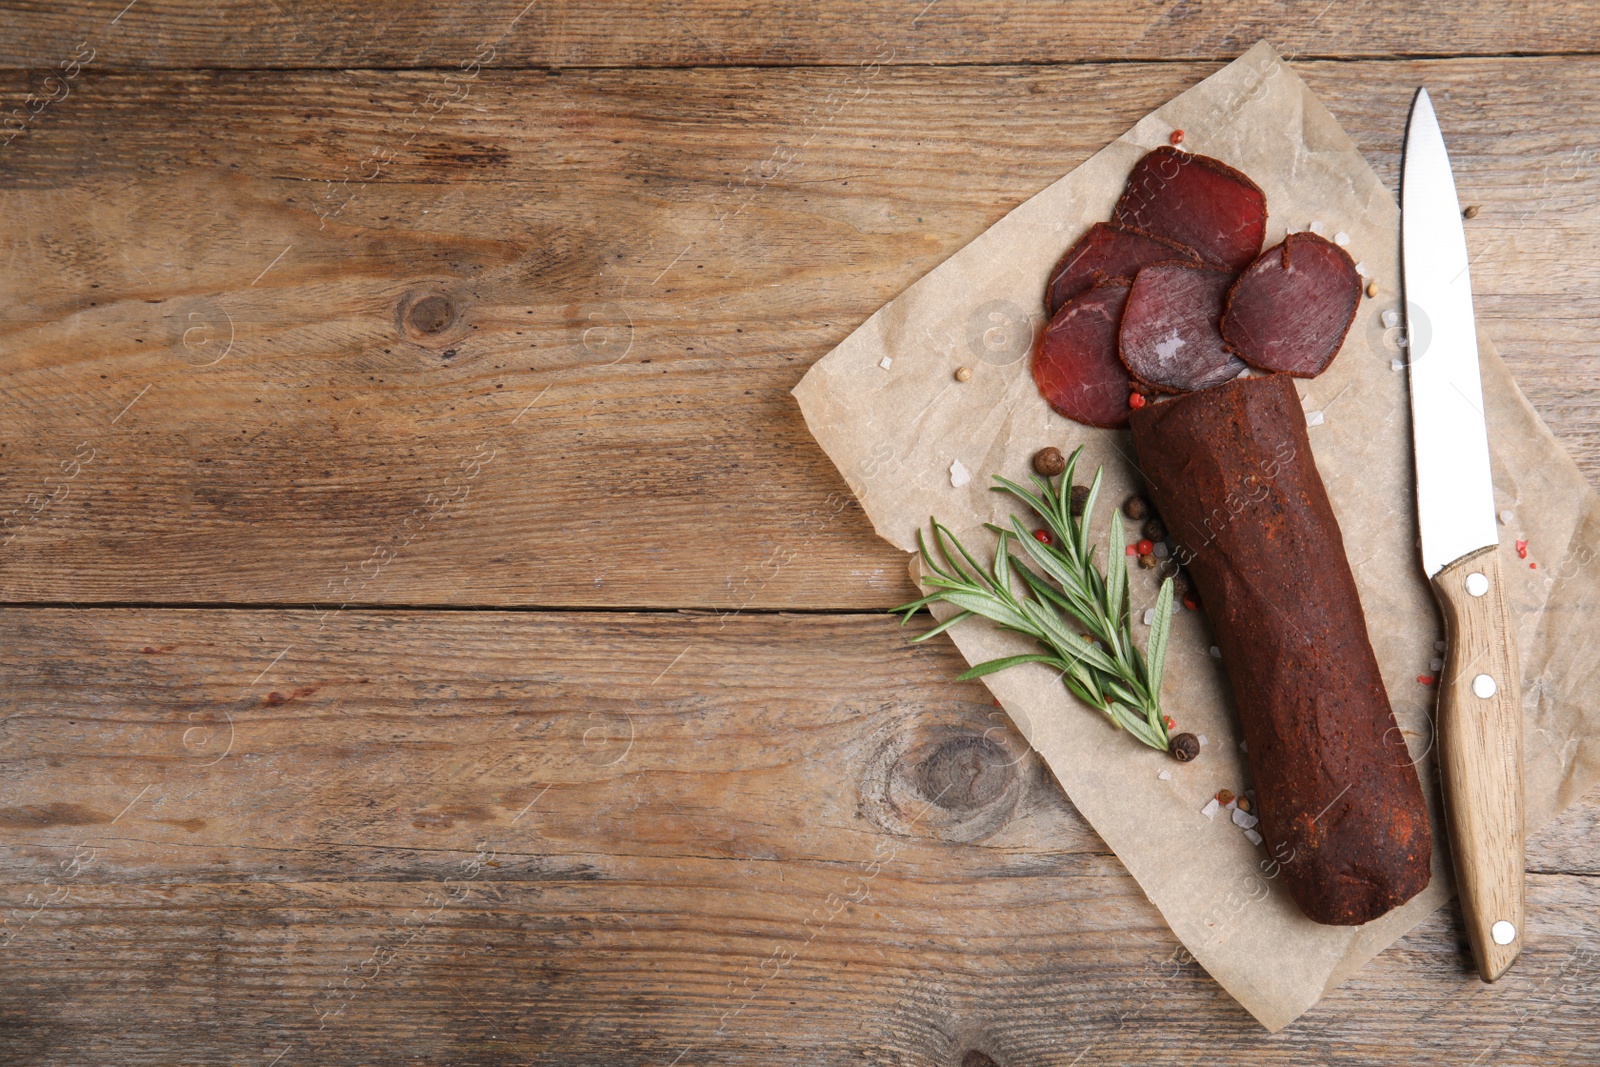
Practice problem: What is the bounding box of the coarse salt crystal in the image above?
[1142,608,1155,626]
[1196,734,1208,747]
[1392,359,1405,372]
[1201,798,1220,820]
[1158,769,1173,781]
[879,356,893,370]
[1308,219,1325,235]
[1499,509,1516,525]
[949,459,971,488]
[1209,645,1221,658]
[1383,309,1401,328]
[1435,640,1447,652]
[1306,410,1325,427]
[1353,261,1367,275]
[1240,739,1248,753]
[1334,231,1351,246]
[1430,657,1444,672]
[1153,542,1169,558]
[1224,798,1238,812]
[1232,807,1259,829]
[1244,828,1263,846]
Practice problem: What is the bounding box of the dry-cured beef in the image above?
[1119,262,1247,393]
[1221,231,1363,377]
[1032,281,1134,429]
[1128,374,1433,926]
[1113,146,1267,272]
[1045,222,1201,316]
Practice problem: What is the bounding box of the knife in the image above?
[1401,87,1525,982]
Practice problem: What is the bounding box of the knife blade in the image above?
[1401,86,1525,982]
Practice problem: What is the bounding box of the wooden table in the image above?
[2,4,1597,1063]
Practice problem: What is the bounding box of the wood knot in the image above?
[858,708,1028,844]
[397,289,468,347]
[409,295,454,334]
[917,735,1011,813]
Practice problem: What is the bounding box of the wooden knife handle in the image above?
[1431,544,1525,982]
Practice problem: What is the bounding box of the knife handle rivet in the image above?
[1492,920,1517,945]
[1472,673,1498,699]
[1465,572,1489,597]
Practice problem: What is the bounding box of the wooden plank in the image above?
[2,58,1598,608]
[1,875,1596,1064]
[0,607,1596,1063]
[2,1,1599,70]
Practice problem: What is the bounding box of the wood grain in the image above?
[3,58,1600,609]
[1434,545,1527,981]
[0,607,1596,1064]
[2,1,1599,70]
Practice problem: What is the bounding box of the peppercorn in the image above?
[1365,280,1379,298]
[1169,732,1199,762]
[1237,796,1252,813]
[1135,538,1154,556]
[1069,484,1090,518]
[1033,528,1053,546]
[1128,392,1147,410]
[954,366,973,382]
[1033,446,1066,477]
[1122,494,1148,521]
[1143,518,1165,541]
[1170,129,1185,146]
[1169,570,1190,598]
[1463,204,1480,219]
[1216,788,1235,805]
[1138,552,1157,570]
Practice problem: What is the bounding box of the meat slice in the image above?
[1032,281,1134,428]
[1113,146,1267,272]
[1118,262,1247,393]
[1045,222,1201,316]
[1221,232,1363,377]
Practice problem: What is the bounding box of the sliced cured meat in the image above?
[1221,231,1362,377]
[1112,146,1267,272]
[1118,262,1247,393]
[1044,222,1201,316]
[1032,281,1134,429]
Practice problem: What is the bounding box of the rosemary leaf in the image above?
[1103,505,1128,664]
[958,653,1062,680]
[1145,576,1177,710]
[915,609,976,642]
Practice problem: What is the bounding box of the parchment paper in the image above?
[792,41,1600,1031]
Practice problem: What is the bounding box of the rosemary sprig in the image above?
[893,446,1176,752]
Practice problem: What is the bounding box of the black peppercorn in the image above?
[1170,570,1190,598]
[1169,732,1200,762]
[1123,494,1149,521]
[1069,484,1090,518]
[1142,518,1165,542]
[1033,446,1066,478]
